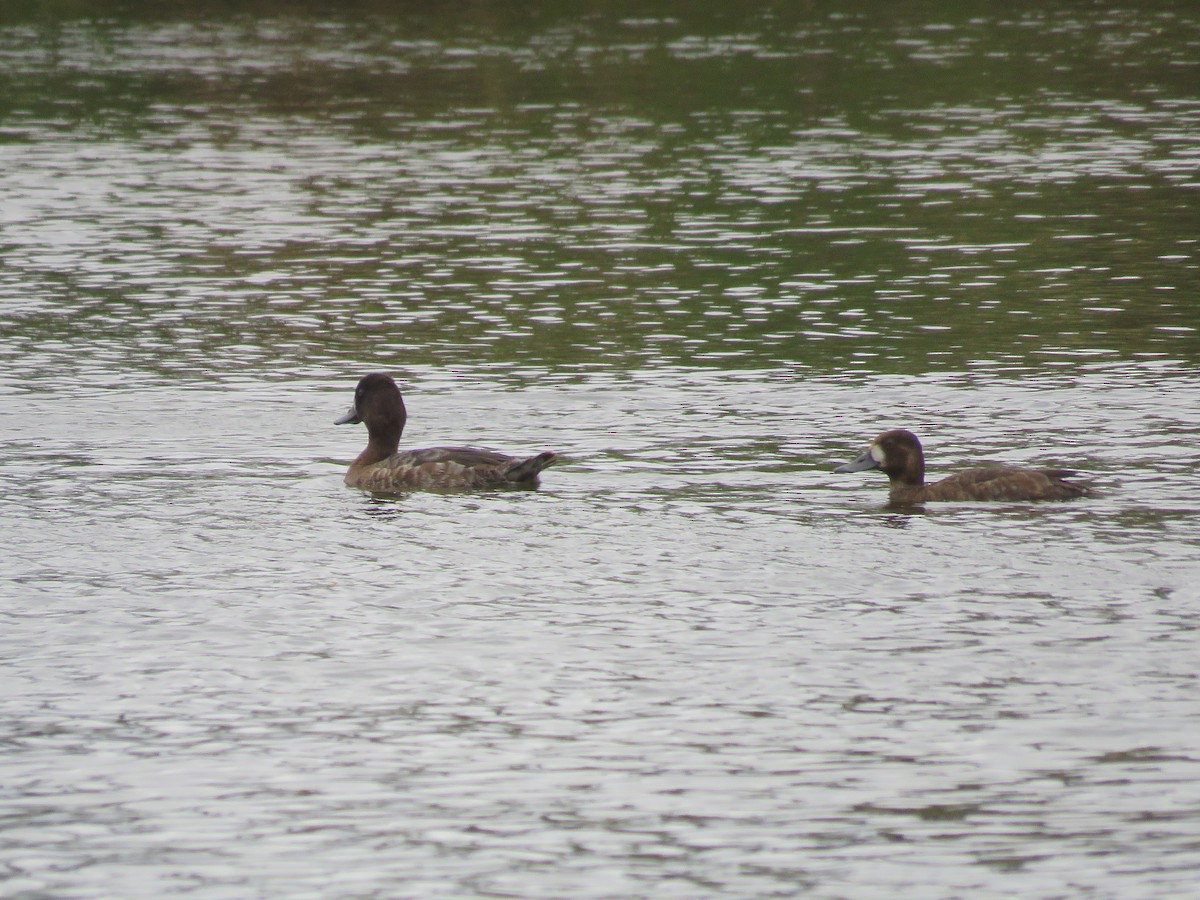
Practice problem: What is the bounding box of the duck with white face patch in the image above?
[836,429,1094,504]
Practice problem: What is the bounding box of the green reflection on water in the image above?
[0,2,1196,383]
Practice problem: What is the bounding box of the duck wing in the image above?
[398,447,557,478]
[353,447,557,491]
[926,466,1091,501]
[397,447,519,469]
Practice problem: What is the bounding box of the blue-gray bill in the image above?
[835,450,879,473]
[335,407,360,425]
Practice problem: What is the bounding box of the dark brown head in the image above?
[335,373,408,461]
[835,428,926,486]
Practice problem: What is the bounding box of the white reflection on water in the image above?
[3,367,1200,896]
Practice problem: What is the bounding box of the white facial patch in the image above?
[870,443,886,466]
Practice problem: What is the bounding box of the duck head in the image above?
[336,373,408,457]
[836,429,926,485]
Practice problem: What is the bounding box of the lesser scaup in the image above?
[835,428,1092,503]
[336,373,557,491]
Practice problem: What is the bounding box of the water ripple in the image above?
[3,6,1200,897]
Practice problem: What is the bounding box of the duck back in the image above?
[907,466,1092,503]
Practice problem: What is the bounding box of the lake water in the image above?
[2,3,1199,897]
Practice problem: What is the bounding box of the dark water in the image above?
[2,3,1199,897]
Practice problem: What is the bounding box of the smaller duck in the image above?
[835,428,1092,503]
[335,373,557,491]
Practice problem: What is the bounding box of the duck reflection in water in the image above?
[836,429,1093,504]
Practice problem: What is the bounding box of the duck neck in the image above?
[887,455,925,488]
[355,418,403,467]
[887,482,925,504]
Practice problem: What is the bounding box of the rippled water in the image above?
[2,3,1200,897]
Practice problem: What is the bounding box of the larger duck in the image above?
[335,373,557,491]
[835,428,1092,503]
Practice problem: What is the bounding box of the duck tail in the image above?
[1061,480,1096,498]
[1041,469,1096,498]
[506,450,558,482]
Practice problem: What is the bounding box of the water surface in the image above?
[2,3,1199,897]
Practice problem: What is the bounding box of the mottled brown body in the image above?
[346,447,556,491]
[836,429,1092,504]
[337,373,557,492]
